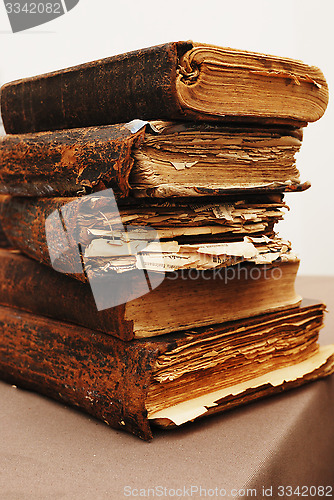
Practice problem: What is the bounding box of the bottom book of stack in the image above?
[0,299,333,440]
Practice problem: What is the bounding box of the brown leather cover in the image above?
[0,305,161,440]
[0,220,9,248]
[0,195,85,277]
[0,124,146,197]
[0,249,135,341]
[0,302,332,441]
[1,42,191,134]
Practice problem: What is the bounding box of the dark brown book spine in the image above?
[0,124,146,197]
[0,220,10,248]
[0,305,161,440]
[0,195,134,282]
[1,42,191,134]
[0,249,135,340]
[0,195,83,275]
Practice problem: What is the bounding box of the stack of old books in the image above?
[0,42,333,440]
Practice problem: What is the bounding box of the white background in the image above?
[0,0,333,275]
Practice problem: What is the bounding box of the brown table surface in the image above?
[1,276,334,499]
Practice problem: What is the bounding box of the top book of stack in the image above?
[0,41,328,134]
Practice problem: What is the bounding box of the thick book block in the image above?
[0,302,333,440]
[0,42,328,134]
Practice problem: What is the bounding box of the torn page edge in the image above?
[132,181,311,198]
[147,345,334,425]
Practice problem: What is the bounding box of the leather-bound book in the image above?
[0,248,301,340]
[0,121,306,198]
[0,301,333,440]
[0,42,328,134]
[0,192,289,276]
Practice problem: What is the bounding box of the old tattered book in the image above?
[0,42,328,134]
[0,122,306,197]
[0,190,290,271]
[0,301,333,440]
[0,248,300,340]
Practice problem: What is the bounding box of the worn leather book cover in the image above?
[0,41,328,134]
[0,220,9,248]
[0,302,333,440]
[0,249,135,341]
[0,123,146,197]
